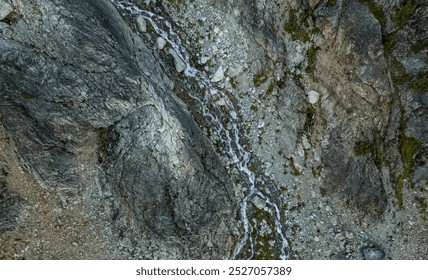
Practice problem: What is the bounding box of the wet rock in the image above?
[251,195,267,210]
[169,48,186,72]
[136,15,146,33]
[216,97,226,107]
[156,37,166,49]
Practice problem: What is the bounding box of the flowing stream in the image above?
[111,0,288,259]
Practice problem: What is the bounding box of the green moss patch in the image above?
[303,106,316,134]
[327,0,337,6]
[284,10,310,43]
[97,126,118,161]
[306,46,317,77]
[266,82,275,95]
[353,135,386,170]
[252,208,277,260]
[253,69,268,87]
[409,73,428,95]
[354,140,372,156]
[395,116,422,209]
[393,0,415,29]
[389,58,427,94]
[358,0,386,27]
[20,92,37,100]
[248,164,257,173]
[1,11,19,25]
[383,32,397,57]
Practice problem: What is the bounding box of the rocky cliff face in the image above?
[1,0,427,259]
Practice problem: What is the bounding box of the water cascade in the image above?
[111,0,288,259]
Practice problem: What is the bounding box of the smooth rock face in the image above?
[1,0,427,260]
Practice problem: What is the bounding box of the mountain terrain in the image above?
[0,0,427,259]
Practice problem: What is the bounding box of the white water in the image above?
[111,0,288,259]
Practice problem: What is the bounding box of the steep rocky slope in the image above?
[1,0,427,259]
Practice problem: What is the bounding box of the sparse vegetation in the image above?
[383,32,397,56]
[354,140,372,156]
[393,0,415,29]
[303,106,316,134]
[97,127,110,156]
[389,59,427,94]
[253,69,268,87]
[320,187,327,197]
[229,77,238,89]
[395,115,422,209]
[252,207,277,260]
[21,93,37,100]
[409,73,428,94]
[358,0,386,27]
[97,126,119,162]
[284,10,310,43]
[353,134,386,170]
[248,164,257,173]
[1,11,18,25]
[266,82,275,96]
[327,0,337,6]
[306,46,317,77]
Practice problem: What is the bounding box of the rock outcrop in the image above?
[1,0,427,259]
[0,0,237,259]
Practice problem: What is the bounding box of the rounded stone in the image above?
[156,37,166,49]
[136,15,147,33]
[307,90,320,104]
[362,247,385,260]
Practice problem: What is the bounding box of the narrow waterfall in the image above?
[111,0,288,260]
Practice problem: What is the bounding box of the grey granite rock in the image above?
[0,0,237,259]
[362,247,385,260]
[1,0,427,260]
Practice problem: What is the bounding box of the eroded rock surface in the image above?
[0,0,237,259]
[1,0,427,259]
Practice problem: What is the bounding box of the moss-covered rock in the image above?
[253,69,268,87]
[393,0,416,29]
[395,115,422,209]
[358,0,386,27]
[354,140,372,156]
[284,9,310,43]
